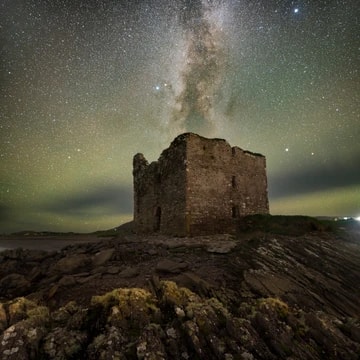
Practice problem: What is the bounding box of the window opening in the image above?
[232,206,239,218]
[232,176,236,188]
[154,207,161,231]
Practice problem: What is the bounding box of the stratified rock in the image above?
[0,303,7,332]
[106,266,120,274]
[0,274,31,298]
[118,266,139,278]
[207,241,236,253]
[43,328,87,359]
[92,248,115,267]
[86,287,161,358]
[156,259,188,274]
[0,217,359,359]
[58,275,77,287]
[51,254,91,274]
[0,299,49,360]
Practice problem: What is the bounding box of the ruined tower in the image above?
[133,133,269,236]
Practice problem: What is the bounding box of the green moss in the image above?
[26,306,50,326]
[258,297,289,319]
[91,288,160,333]
[0,302,7,332]
[206,297,230,319]
[5,297,42,326]
[160,281,197,307]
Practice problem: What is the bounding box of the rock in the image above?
[241,352,254,360]
[341,318,360,343]
[136,324,166,359]
[175,272,212,297]
[156,259,188,274]
[0,274,31,297]
[106,266,120,274]
[0,324,28,359]
[76,273,101,284]
[27,267,43,282]
[0,299,49,359]
[0,303,7,332]
[147,249,158,255]
[118,266,139,278]
[43,328,87,359]
[58,275,77,287]
[51,254,91,274]
[0,279,359,359]
[92,248,115,267]
[0,219,359,359]
[207,241,237,254]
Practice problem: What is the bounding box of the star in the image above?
[0,0,358,233]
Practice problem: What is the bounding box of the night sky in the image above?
[1,0,359,234]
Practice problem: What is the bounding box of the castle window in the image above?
[232,176,236,188]
[156,172,161,184]
[232,206,239,218]
[154,207,161,232]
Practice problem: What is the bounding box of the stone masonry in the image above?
[133,133,269,236]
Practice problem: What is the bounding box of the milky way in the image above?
[0,0,359,233]
[172,0,227,135]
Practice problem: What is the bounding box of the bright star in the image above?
[155,85,160,91]
[294,8,299,14]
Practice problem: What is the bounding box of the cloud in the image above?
[270,185,360,217]
[269,161,360,198]
[43,184,133,218]
[0,203,12,221]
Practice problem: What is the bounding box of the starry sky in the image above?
[1,0,359,234]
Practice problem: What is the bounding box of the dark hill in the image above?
[0,216,359,359]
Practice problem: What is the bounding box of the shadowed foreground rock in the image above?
[0,216,359,359]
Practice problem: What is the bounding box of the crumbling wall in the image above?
[133,153,158,233]
[133,133,269,236]
[133,136,188,236]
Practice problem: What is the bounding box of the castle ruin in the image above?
[133,133,269,236]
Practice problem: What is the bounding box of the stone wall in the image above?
[185,134,268,235]
[133,136,188,236]
[133,133,269,236]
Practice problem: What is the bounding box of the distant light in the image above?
[155,85,160,91]
[285,148,289,152]
[355,216,360,221]
[294,8,299,14]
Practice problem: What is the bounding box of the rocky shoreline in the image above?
[0,218,359,359]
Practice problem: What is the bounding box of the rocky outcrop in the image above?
[0,281,359,359]
[0,217,359,359]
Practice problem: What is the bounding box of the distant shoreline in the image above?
[0,235,106,252]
